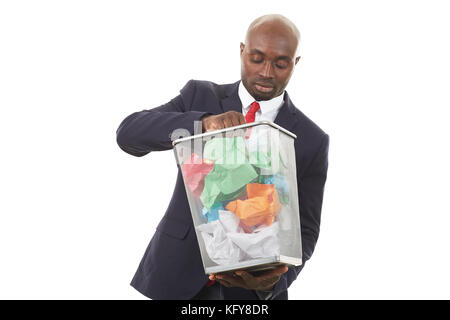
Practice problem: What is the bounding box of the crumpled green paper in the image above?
[200,162,257,210]
[203,136,247,168]
[200,137,258,209]
[199,136,290,209]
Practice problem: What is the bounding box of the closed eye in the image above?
[250,53,264,63]
[275,59,290,69]
[275,63,287,69]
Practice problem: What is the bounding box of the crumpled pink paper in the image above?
[181,153,214,197]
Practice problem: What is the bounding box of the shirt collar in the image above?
[238,81,285,114]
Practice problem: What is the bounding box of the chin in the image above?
[252,91,277,102]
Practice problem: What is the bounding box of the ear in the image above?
[240,42,245,56]
[295,56,301,65]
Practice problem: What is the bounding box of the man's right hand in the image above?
[202,111,246,132]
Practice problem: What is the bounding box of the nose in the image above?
[258,61,274,79]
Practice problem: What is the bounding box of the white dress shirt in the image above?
[238,81,285,122]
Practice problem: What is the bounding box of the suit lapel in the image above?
[220,81,242,113]
[274,91,299,133]
[220,80,299,133]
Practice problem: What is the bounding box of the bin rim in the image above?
[172,120,297,146]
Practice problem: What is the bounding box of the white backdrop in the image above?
[1,0,449,299]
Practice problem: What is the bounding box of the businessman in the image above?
[116,14,329,300]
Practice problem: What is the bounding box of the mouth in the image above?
[254,83,274,93]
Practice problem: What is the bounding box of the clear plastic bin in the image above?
[173,121,302,275]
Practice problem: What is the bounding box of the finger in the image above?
[233,112,246,126]
[222,116,234,128]
[234,270,255,282]
[215,274,243,288]
[238,113,246,125]
[205,120,222,132]
[233,271,279,291]
[230,115,241,127]
[216,274,243,287]
[278,265,289,274]
[227,111,242,119]
[257,277,280,291]
[215,279,232,288]
[233,271,259,289]
[258,266,288,280]
[215,274,235,283]
[267,265,288,277]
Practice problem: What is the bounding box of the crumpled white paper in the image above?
[227,222,280,258]
[196,210,281,265]
[277,205,292,231]
[196,211,245,265]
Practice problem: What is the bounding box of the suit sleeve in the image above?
[116,80,212,157]
[271,133,330,299]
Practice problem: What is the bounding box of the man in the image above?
[116,14,329,300]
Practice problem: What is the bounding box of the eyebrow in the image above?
[249,48,291,61]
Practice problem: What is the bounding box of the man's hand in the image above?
[202,111,246,132]
[209,265,288,291]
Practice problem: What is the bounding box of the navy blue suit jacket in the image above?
[116,80,329,300]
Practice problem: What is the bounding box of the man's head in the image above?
[240,14,301,101]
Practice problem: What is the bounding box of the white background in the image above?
[1,0,449,299]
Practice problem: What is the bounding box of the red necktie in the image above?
[245,101,260,123]
[244,101,260,138]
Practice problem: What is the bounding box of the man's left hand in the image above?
[210,265,288,291]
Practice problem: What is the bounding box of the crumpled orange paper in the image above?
[225,183,282,227]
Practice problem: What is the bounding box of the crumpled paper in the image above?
[263,174,290,205]
[227,221,280,258]
[203,136,247,166]
[200,162,257,210]
[263,174,289,194]
[249,150,272,170]
[202,202,225,223]
[181,153,214,197]
[225,183,282,227]
[196,210,246,265]
[196,210,281,265]
[200,137,258,210]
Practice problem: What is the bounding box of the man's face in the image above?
[240,26,300,101]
